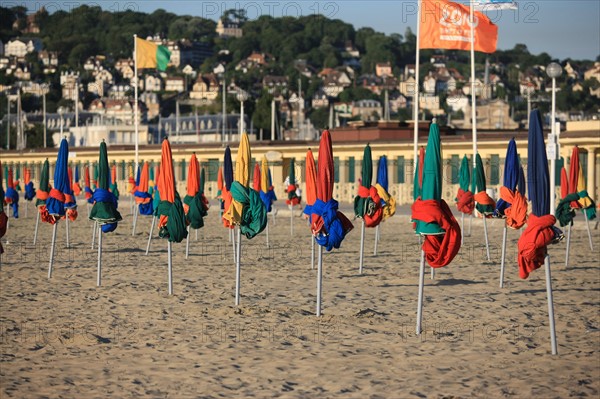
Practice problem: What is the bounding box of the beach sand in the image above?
[1,201,598,398]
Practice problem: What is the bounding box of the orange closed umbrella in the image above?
[304,148,318,269]
[253,163,261,192]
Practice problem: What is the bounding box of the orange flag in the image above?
[420,0,498,53]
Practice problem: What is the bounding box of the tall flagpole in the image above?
[133,34,139,172]
[470,1,477,169]
[413,0,422,167]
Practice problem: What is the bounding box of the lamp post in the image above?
[236,90,249,139]
[547,62,563,216]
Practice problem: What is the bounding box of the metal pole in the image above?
[91,220,97,249]
[266,221,269,248]
[167,241,173,295]
[564,223,571,267]
[550,77,557,216]
[65,215,70,248]
[33,210,40,245]
[416,249,425,335]
[6,96,9,149]
[374,225,379,256]
[499,225,507,288]
[240,100,244,136]
[133,34,139,172]
[583,210,594,251]
[222,69,226,144]
[231,228,236,263]
[412,0,422,165]
[431,266,435,280]
[461,212,465,245]
[271,99,275,141]
[131,203,138,236]
[483,215,491,261]
[235,227,242,305]
[145,216,156,255]
[97,225,102,286]
[311,233,315,270]
[185,225,190,259]
[316,245,323,316]
[47,222,58,278]
[290,205,294,236]
[75,80,79,129]
[544,254,558,355]
[359,219,365,274]
[43,90,46,148]
[470,2,478,173]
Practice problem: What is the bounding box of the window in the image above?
[207,159,219,182]
[397,156,405,183]
[334,157,340,183]
[450,155,459,184]
[348,157,355,183]
[490,154,500,185]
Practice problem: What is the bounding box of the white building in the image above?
[4,38,42,57]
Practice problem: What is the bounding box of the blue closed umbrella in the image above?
[376,156,388,192]
[518,164,526,197]
[495,138,520,217]
[528,110,550,217]
[224,146,233,191]
[46,138,72,217]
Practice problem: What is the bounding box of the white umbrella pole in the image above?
[544,253,558,355]
[461,212,464,245]
[272,209,276,225]
[431,266,435,280]
[33,210,40,245]
[266,220,270,248]
[25,201,28,218]
[195,228,198,241]
[231,228,236,263]
[228,226,232,242]
[316,244,323,316]
[65,216,70,248]
[358,219,365,274]
[468,214,472,236]
[47,222,58,279]
[235,227,242,306]
[97,225,102,287]
[483,216,491,261]
[167,241,173,295]
[145,216,156,255]
[91,220,97,249]
[185,225,190,259]
[311,234,315,270]
[564,223,572,267]
[583,210,594,251]
[86,202,90,218]
[131,204,138,236]
[416,249,426,335]
[374,225,379,256]
[499,224,507,288]
[290,205,294,236]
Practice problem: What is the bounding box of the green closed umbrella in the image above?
[459,156,470,193]
[416,124,445,235]
[472,154,494,215]
[353,144,374,218]
[90,142,123,230]
[36,159,50,208]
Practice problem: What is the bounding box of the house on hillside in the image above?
[263,75,289,94]
[352,99,382,121]
[312,89,329,108]
[190,73,219,101]
[216,19,243,38]
[165,76,185,93]
[376,62,393,77]
[4,37,42,57]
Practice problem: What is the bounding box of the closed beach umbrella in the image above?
[413,147,425,201]
[517,108,560,355]
[286,158,301,206]
[375,155,396,220]
[72,165,82,196]
[84,165,94,203]
[110,164,119,200]
[24,167,35,201]
[46,139,72,220]
[183,153,207,229]
[252,163,261,192]
[456,155,474,215]
[259,156,276,212]
[472,154,496,215]
[135,162,153,215]
[156,138,187,243]
[495,139,519,217]
[5,168,19,218]
[303,149,317,221]
[568,147,580,209]
[354,144,382,227]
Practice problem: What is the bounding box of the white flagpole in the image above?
[235,226,242,305]
[316,245,323,316]
[167,241,173,295]
[33,210,40,245]
[133,34,139,173]
[416,249,426,334]
[185,225,190,259]
[413,0,422,167]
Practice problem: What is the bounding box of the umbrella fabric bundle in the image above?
[472,154,496,216]
[14,167,21,192]
[24,168,35,201]
[89,142,123,233]
[35,159,54,224]
[354,144,383,227]
[556,192,580,227]
[84,166,94,203]
[0,161,6,254]
[45,139,73,223]
[575,163,596,221]
[374,155,396,221]
[495,139,528,229]
[259,157,277,212]
[5,168,19,218]
[310,130,353,252]
[217,166,225,214]
[127,164,136,194]
[285,158,301,206]
[183,153,208,229]
[411,122,461,267]
[223,133,267,239]
[156,138,187,243]
[134,162,154,216]
[152,165,161,215]
[109,164,120,200]
[63,167,78,221]
[221,147,236,228]
[455,156,474,214]
[72,165,82,196]
[517,110,562,279]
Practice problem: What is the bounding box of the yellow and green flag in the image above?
[135,37,171,71]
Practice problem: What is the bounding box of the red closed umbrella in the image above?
[569,146,580,209]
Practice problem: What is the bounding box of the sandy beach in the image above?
[1,200,598,398]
